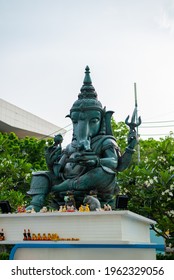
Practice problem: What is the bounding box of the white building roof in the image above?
[0,98,66,139]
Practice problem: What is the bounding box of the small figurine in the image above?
[79,205,85,212]
[103,204,112,211]
[85,204,90,212]
[62,205,67,212]
[83,195,101,211]
[31,208,36,213]
[17,206,26,213]
[0,229,5,241]
[27,229,31,240]
[64,191,76,209]
[66,205,76,212]
[51,233,59,241]
[42,233,47,240]
[47,233,52,240]
[37,233,42,240]
[40,206,48,213]
[58,205,63,212]
[23,229,27,240]
[31,233,37,240]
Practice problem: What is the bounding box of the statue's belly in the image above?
[63,153,86,179]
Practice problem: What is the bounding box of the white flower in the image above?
[158,156,166,162]
[144,180,151,187]
[153,176,158,182]
[25,173,31,180]
[149,179,154,184]
[169,166,174,172]
[168,210,174,216]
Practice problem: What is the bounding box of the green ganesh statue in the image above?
[26,66,141,211]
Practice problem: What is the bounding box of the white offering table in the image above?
[0,210,164,260]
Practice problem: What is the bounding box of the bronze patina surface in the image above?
[26,66,140,211]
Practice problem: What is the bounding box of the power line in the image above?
[140,125,174,128]
[143,120,174,124]
[39,123,72,140]
[140,133,173,136]
[39,115,174,142]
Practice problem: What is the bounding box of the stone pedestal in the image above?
[0,211,164,259]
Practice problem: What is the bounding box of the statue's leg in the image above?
[26,172,51,212]
[52,167,115,193]
[26,194,47,212]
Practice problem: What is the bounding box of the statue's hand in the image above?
[127,129,137,149]
[53,163,62,177]
[125,113,141,149]
[73,152,99,167]
[78,159,98,167]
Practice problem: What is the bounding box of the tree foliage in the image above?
[111,118,129,151]
[0,132,49,211]
[112,120,174,247]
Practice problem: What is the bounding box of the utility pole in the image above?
[134,82,141,164]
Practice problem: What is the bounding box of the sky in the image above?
[1,0,174,147]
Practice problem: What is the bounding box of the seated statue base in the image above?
[0,210,164,260]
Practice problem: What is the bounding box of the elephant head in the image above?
[66,66,114,151]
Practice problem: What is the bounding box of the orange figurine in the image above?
[37,233,42,240]
[42,233,47,240]
[47,233,52,241]
[31,233,37,240]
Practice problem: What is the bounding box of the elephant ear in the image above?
[105,110,114,135]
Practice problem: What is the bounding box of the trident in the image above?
[125,107,141,130]
[125,83,141,131]
[125,83,141,163]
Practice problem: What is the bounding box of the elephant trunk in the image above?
[74,120,91,151]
